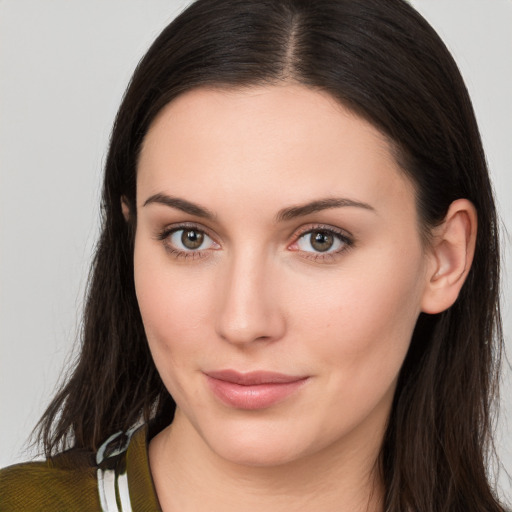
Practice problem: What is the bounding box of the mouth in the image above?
[204,370,309,410]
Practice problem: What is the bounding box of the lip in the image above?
[204,370,309,410]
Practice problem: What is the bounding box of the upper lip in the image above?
[205,369,308,386]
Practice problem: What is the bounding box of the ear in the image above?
[121,195,131,222]
[421,199,477,314]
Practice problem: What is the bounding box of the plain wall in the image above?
[1,0,511,500]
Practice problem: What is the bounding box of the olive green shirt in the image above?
[0,426,161,511]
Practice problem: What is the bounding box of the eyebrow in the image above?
[276,198,376,222]
[143,193,216,219]
[143,193,375,222]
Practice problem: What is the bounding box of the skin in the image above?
[132,84,476,512]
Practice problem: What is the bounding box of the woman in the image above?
[0,0,508,510]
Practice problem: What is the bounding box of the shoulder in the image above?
[0,425,160,512]
[0,449,100,511]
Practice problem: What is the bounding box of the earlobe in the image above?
[421,199,477,314]
[121,196,131,222]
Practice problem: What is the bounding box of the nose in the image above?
[215,250,286,346]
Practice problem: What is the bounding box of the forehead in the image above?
[137,84,415,216]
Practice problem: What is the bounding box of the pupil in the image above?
[182,230,204,249]
[311,231,333,252]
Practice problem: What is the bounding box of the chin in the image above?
[194,415,322,468]
[209,435,306,467]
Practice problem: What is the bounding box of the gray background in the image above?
[1,0,511,500]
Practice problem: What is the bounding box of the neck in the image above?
[149,411,385,512]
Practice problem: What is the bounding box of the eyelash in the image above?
[155,223,354,262]
[291,224,354,262]
[156,222,217,261]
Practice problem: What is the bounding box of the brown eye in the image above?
[309,231,334,252]
[181,229,204,249]
[295,228,350,256]
[161,226,219,257]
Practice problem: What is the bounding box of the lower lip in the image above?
[206,376,308,410]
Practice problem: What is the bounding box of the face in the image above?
[134,84,431,467]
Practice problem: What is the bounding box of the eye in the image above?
[298,230,339,252]
[157,225,220,259]
[171,228,206,250]
[292,227,353,258]
[168,228,217,251]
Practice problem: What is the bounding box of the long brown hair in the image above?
[36,0,506,509]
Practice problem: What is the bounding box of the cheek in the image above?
[290,245,426,383]
[133,240,215,377]
[285,254,425,439]
[135,264,217,409]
